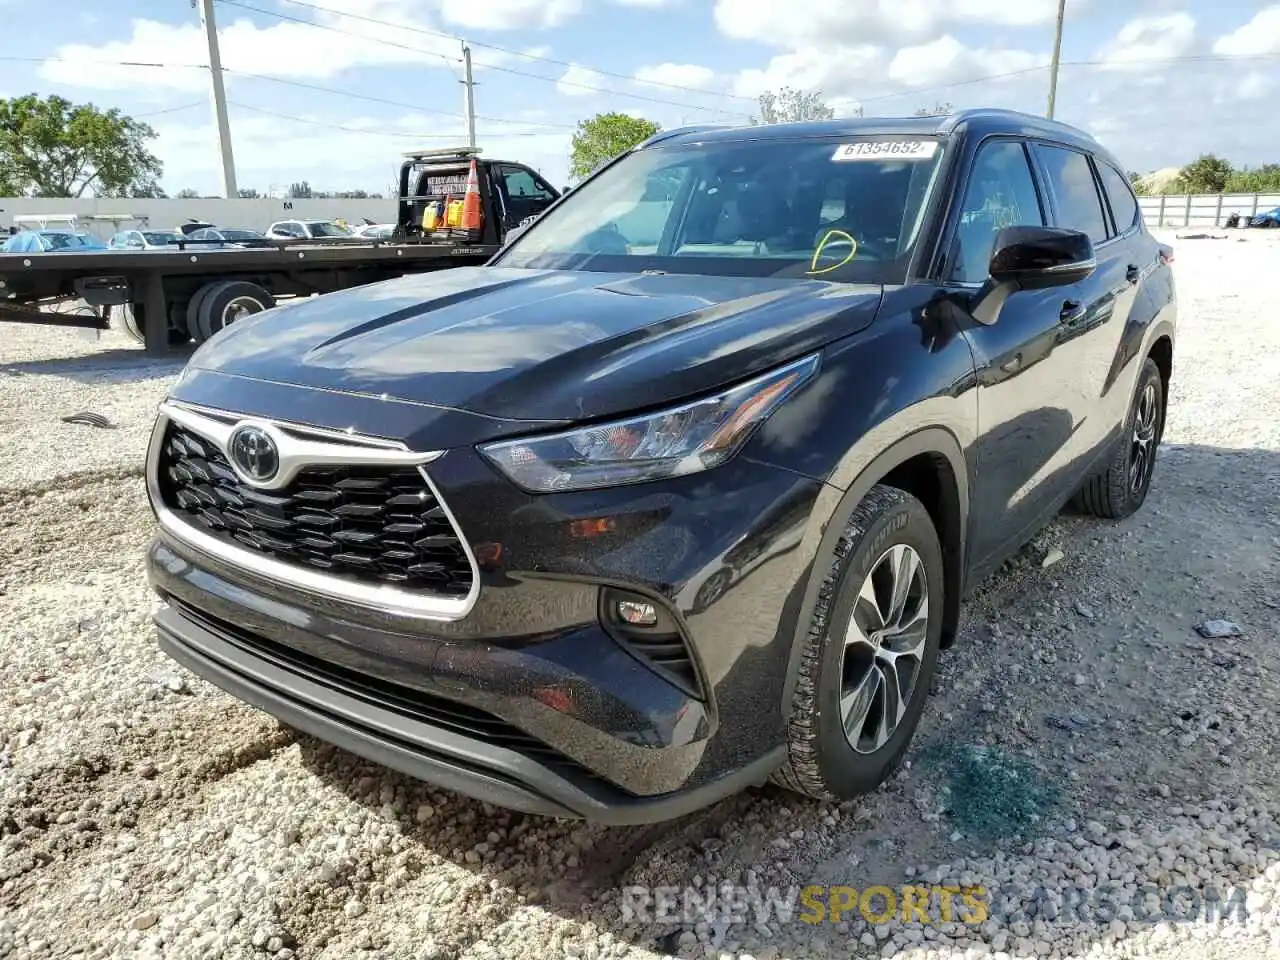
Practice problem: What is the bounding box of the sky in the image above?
[3,0,1279,195]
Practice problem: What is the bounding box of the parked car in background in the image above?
[265,219,356,241]
[3,230,107,253]
[145,109,1177,823]
[107,229,184,250]
[352,223,395,240]
[186,227,270,249]
[1249,206,1280,228]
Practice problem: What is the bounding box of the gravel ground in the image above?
[1,229,1278,960]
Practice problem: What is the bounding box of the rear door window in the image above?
[1035,144,1110,244]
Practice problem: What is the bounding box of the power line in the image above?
[221,69,579,129]
[226,100,555,138]
[265,0,758,103]
[212,0,753,117]
[134,101,208,118]
[213,0,462,69]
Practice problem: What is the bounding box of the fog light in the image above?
[616,599,658,626]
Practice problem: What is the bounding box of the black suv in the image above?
[146,110,1176,823]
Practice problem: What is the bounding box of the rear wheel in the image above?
[195,281,273,341]
[1073,356,1165,519]
[772,485,944,801]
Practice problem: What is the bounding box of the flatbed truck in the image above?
[0,148,561,353]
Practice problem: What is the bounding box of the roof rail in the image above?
[635,124,733,149]
[402,146,483,160]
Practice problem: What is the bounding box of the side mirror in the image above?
[970,226,1096,326]
[989,226,1095,289]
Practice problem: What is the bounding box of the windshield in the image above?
[220,229,262,240]
[308,222,351,237]
[42,232,81,250]
[498,136,945,283]
[143,232,181,245]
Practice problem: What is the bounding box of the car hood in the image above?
[186,266,884,422]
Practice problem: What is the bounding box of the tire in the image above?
[772,485,945,801]
[114,304,144,344]
[1072,356,1165,520]
[185,285,218,343]
[196,281,272,342]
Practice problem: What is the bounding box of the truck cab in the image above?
[395,146,561,245]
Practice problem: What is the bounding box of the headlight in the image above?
[478,353,819,493]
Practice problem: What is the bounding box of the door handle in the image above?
[1060,300,1087,324]
[999,353,1022,374]
[1126,264,1140,284]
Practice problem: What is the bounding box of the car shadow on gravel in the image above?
[0,347,189,386]
[288,441,1279,959]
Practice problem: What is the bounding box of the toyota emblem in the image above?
[228,425,280,483]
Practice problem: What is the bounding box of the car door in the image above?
[494,165,558,230]
[1090,158,1160,437]
[1029,142,1137,466]
[947,137,1094,570]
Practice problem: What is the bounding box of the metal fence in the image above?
[1139,193,1280,229]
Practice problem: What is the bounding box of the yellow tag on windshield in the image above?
[807,230,858,276]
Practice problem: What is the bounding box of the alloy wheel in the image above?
[1129,381,1160,494]
[840,544,930,755]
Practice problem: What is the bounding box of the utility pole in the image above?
[196,0,238,196]
[1046,0,1067,119]
[460,41,477,148]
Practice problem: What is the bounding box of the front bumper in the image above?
[153,598,780,822]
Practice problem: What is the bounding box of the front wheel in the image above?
[1073,356,1165,519]
[772,485,944,801]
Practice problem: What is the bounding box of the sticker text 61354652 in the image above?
[831,141,939,162]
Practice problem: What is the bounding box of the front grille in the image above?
[157,424,473,598]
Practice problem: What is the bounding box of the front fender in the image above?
[780,419,973,712]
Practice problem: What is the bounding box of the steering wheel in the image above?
[580,224,629,256]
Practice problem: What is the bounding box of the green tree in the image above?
[237,187,261,199]
[569,112,661,181]
[752,87,835,124]
[175,187,200,199]
[0,94,162,197]
[1176,154,1232,194]
[288,180,313,199]
[1225,163,1280,193]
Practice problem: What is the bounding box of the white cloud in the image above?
[438,0,582,30]
[39,3,467,93]
[37,0,575,95]
[555,64,599,97]
[1099,13,1196,70]
[888,35,1044,87]
[713,0,1067,50]
[614,0,677,7]
[633,63,716,90]
[1236,71,1275,100]
[731,45,887,98]
[1213,5,1280,57]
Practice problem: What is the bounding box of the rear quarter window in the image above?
[1096,161,1141,234]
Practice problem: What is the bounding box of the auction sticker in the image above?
[831,140,938,161]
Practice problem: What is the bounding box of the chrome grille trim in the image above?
[146,400,481,621]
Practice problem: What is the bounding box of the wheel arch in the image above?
[780,427,969,713]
